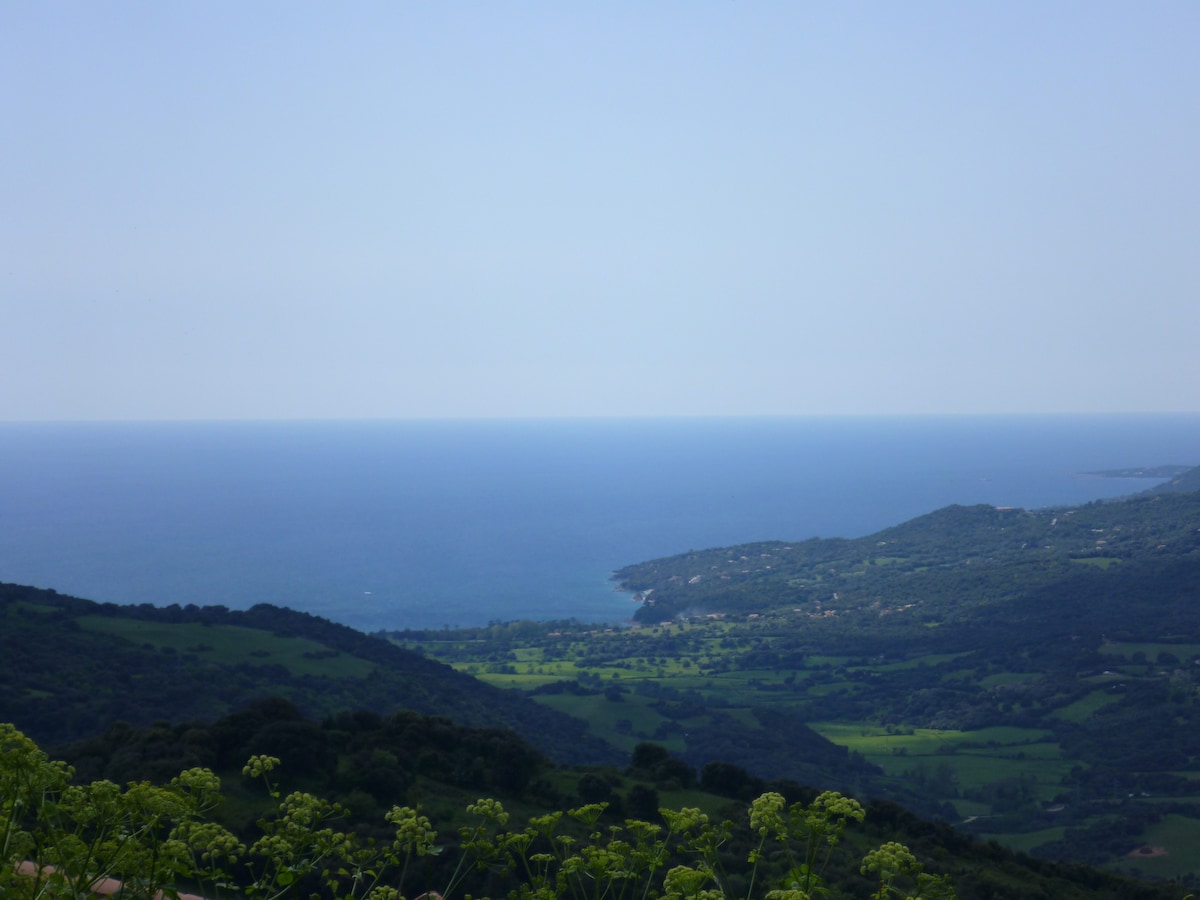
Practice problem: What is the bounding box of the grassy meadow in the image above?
[77,616,377,679]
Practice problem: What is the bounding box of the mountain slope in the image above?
[0,582,621,765]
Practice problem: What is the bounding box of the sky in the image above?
[2,2,1198,421]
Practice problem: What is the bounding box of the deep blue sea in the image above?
[1,415,1198,632]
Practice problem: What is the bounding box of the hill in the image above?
[613,474,1200,627]
[0,583,620,766]
[1147,463,1200,495]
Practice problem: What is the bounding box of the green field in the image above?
[813,723,1069,802]
[978,825,1066,854]
[1120,814,1200,879]
[846,652,972,673]
[811,723,1053,755]
[978,672,1039,688]
[77,617,377,679]
[935,753,1072,800]
[1070,556,1120,569]
[1051,689,1124,723]
[533,692,691,754]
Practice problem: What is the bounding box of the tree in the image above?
[626,784,661,822]
[630,742,671,771]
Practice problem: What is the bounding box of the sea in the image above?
[1,415,1198,633]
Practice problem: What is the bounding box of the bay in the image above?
[0,415,1197,632]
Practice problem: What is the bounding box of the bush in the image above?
[2,723,954,900]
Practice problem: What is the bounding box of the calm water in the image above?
[1,415,1197,631]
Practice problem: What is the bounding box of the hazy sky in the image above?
[3,3,1198,420]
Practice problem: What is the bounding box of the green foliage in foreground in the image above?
[3,723,954,900]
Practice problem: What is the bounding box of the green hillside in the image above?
[0,583,620,767]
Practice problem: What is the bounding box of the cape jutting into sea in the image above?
[1,414,1197,632]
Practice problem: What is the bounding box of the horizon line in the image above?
[2,410,1200,426]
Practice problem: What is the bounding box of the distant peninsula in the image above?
[1085,463,1193,478]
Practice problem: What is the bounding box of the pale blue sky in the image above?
[3,2,1197,420]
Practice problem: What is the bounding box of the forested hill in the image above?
[614,470,1200,629]
[0,582,620,765]
[1148,462,1200,494]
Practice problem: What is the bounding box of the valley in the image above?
[4,472,1200,896]
[390,482,1200,881]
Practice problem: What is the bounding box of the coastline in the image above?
[1,416,1198,632]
